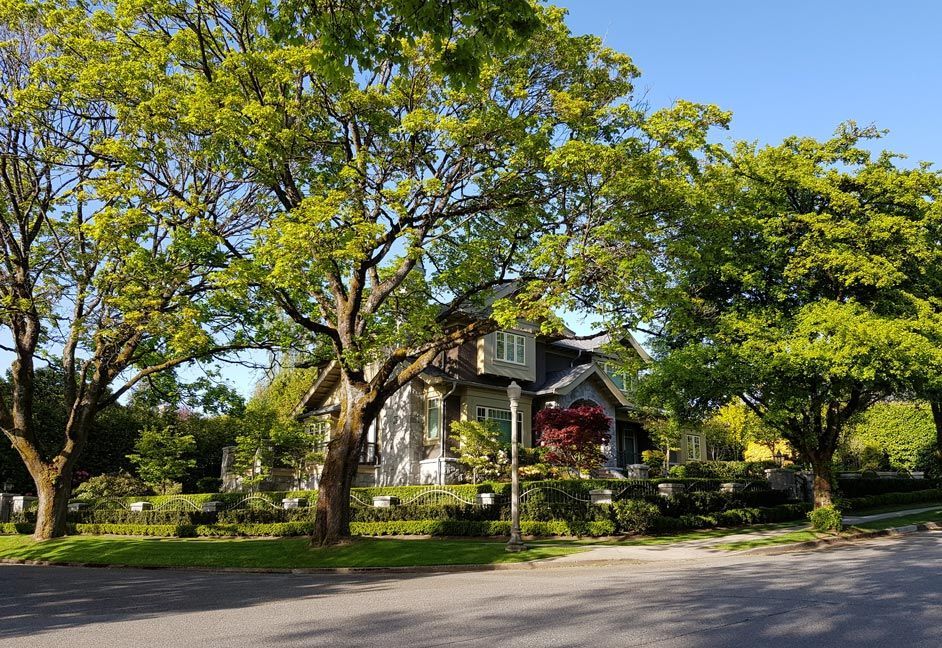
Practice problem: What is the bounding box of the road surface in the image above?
[2,534,940,647]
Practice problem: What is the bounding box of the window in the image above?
[495,331,526,365]
[598,361,635,394]
[476,406,524,445]
[686,434,703,461]
[306,419,332,439]
[426,396,442,440]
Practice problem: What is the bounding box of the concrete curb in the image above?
[0,554,632,575]
[742,521,942,556]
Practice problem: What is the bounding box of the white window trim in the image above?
[495,331,526,366]
[685,434,703,461]
[426,396,443,441]
[475,406,525,442]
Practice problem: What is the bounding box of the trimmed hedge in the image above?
[0,522,32,535]
[837,478,937,499]
[70,523,198,538]
[843,488,942,512]
[669,461,771,481]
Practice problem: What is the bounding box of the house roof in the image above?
[532,362,635,409]
[293,361,341,417]
[549,331,651,363]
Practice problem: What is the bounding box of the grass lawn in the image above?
[854,507,942,531]
[0,535,584,570]
[849,501,942,516]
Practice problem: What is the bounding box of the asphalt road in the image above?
[2,534,941,647]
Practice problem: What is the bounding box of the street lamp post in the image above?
[506,381,526,552]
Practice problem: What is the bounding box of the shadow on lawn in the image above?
[2,535,942,646]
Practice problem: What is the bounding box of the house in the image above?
[246,326,707,489]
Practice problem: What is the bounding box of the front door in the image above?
[616,422,638,467]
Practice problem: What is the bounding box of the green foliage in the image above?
[840,402,935,471]
[641,449,665,476]
[837,477,936,498]
[628,126,942,507]
[612,499,661,535]
[808,506,844,532]
[73,473,151,501]
[127,427,197,495]
[668,461,769,481]
[452,420,507,484]
[843,488,942,512]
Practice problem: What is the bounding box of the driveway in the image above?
[2,533,940,647]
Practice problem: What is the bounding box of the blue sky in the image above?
[556,0,942,165]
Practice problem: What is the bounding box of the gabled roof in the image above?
[549,331,651,363]
[532,362,634,409]
[293,361,341,417]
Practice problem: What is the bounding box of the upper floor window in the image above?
[495,331,526,365]
[686,434,703,461]
[598,360,636,394]
[426,396,442,440]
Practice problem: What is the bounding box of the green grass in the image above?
[849,501,942,516]
[711,529,825,551]
[853,508,942,531]
[0,535,584,569]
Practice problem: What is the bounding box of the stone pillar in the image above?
[281,498,308,510]
[590,489,613,505]
[475,493,498,507]
[12,495,37,513]
[765,469,797,498]
[67,502,88,513]
[626,464,650,479]
[201,501,224,513]
[130,501,153,512]
[657,483,685,498]
[0,493,13,523]
[720,482,745,493]
[372,496,400,508]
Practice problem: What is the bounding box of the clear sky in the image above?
[555,0,942,165]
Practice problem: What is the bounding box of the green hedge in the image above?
[0,522,32,535]
[844,488,942,512]
[837,478,937,499]
[669,461,771,481]
[71,523,198,537]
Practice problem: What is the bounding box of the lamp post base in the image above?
[506,533,528,553]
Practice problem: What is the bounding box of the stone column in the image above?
[0,493,13,523]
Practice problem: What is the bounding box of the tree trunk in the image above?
[311,383,372,546]
[32,466,73,540]
[811,454,834,509]
[931,401,942,467]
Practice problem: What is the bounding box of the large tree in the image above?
[629,125,942,507]
[39,0,726,543]
[0,1,262,538]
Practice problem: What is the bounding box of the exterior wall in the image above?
[556,377,621,467]
[476,330,536,382]
[459,386,533,447]
[374,382,423,486]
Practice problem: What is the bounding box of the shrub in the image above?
[838,477,936,498]
[73,473,151,500]
[613,499,660,535]
[808,506,843,532]
[641,449,665,476]
[843,488,942,512]
[668,461,769,481]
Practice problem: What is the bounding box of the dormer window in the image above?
[495,331,526,365]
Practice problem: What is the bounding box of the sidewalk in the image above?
[842,505,942,526]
